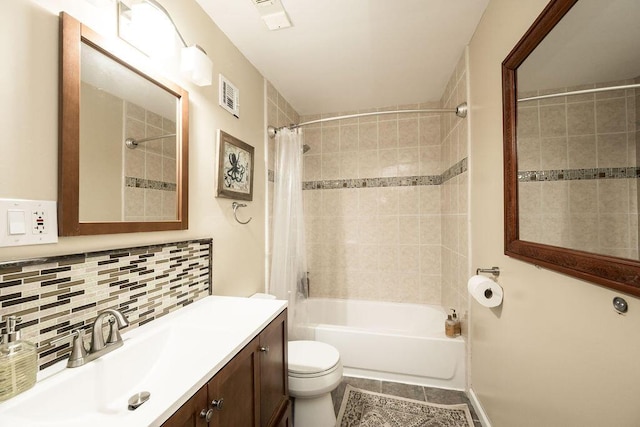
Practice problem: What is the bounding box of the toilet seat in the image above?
[288,341,340,377]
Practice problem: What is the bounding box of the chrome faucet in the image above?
[53,308,129,368]
[90,309,129,353]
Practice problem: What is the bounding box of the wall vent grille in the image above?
[219,75,240,118]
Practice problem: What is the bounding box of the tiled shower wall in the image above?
[124,100,178,221]
[440,53,470,311]
[517,78,638,258]
[300,54,469,308]
[0,240,211,371]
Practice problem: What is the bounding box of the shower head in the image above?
[302,144,311,154]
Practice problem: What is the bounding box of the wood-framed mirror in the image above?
[59,12,189,236]
[503,0,640,297]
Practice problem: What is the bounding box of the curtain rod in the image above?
[518,83,640,102]
[267,102,468,138]
[125,134,176,149]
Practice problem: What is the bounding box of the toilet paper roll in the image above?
[467,275,503,308]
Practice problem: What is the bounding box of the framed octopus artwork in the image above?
[216,130,254,201]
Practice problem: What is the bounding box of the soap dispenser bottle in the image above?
[445,309,461,338]
[0,316,37,401]
[451,309,461,337]
[445,311,456,338]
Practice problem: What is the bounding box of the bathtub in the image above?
[299,298,466,390]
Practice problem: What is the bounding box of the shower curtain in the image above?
[269,128,308,339]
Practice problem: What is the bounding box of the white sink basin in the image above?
[0,296,286,427]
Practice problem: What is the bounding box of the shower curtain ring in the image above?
[232,202,252,225]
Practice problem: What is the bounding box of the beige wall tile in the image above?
[567,135,596,168]
[398,118,419,148]
[598,179,630,213]
[398,148,420,176]
[321,127,340,153]
[597,133,628,167]
[568,181,597,213]
[539,104,567,137]
[379,120,399,148]
[596,98,627,133]
[358,150,380,178]
[567,102,595,135]
[340,125,358,152]
[321,153,341,179]
[359,122,378,150]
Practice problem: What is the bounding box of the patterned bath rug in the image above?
[336,385,474,427]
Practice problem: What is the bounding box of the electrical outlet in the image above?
[0,199,58,247]
[32,210,46,234]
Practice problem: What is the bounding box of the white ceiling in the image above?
[195,0,490,115]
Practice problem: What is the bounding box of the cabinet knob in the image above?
[200,408,214,422]
[259,346,269,353]
[211,398,224,410]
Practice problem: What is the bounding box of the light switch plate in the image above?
[0,199,58,247]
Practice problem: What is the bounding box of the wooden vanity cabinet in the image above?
[161,387,208,427]
[258,309,289,427]
[161,310,290,427]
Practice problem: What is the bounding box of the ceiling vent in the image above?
[251,0,292,30]
[219,75,239,118]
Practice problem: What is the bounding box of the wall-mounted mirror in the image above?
[503,0,640,296]
[59,12,189,235]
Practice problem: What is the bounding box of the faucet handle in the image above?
[106,316,123,344]
[52,329,88,368]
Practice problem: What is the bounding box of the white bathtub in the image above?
[300,298,466,390]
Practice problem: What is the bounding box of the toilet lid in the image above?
[288,340,340,375]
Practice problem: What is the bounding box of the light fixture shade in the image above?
[181,45,213,86]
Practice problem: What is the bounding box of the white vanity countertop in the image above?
[0,295,287,427]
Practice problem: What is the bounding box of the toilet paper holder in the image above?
[476,266,500,277]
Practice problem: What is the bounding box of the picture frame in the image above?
[216,130,254,201]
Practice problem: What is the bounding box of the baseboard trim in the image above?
[467,388,492,427]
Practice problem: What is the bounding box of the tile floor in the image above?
[331,376,482,427]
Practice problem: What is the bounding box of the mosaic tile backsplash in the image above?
[0,239,212,371]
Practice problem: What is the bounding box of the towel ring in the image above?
[232,202,252,225]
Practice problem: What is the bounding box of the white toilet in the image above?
[249,294,343,426]
[288,340,343,427]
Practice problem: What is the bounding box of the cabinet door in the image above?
[208,336,260,427]
[259,310,289,427]
[161,386,209,427]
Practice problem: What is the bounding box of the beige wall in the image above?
[1,0,266,297]
[468,0,640,425]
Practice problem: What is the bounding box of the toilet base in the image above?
[293,393,335,427]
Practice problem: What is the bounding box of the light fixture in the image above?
[181,45,213,86]
[118,0,213,86]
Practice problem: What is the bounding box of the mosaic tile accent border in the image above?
[125,176,177,191]
[0,239,212,371]
[303,157,467,190]
[518,166,640,182]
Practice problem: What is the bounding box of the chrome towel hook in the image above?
[232,202,252,225]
